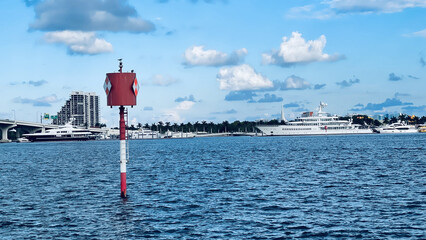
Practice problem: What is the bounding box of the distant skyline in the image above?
[1,0,425,127]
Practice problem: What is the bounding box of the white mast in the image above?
[281,103,287,123]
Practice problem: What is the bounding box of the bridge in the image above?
[0,119,60,142]
[0,119,104,142]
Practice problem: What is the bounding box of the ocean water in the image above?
[0,134,425,239]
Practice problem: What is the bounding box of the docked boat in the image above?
[162,130,195,138]
[256,102,373,136]
[130,128,160,139]
[22,122,96,142]
[374,122,418,134]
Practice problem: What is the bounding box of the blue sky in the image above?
[0,0,425,126]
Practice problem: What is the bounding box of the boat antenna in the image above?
[318,102,327,113]
[281,103,287,123]
[118,58,123,73]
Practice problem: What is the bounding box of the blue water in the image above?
[1,134,425,239]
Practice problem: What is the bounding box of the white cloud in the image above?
[283,75,311,90]
[217,64,273,91]
[183,46,247,66]
[159,111,182,123]
[151,74,178,86]
[176,101,195,110]
[131,117,138,126]
[30,0,155,33]
[44,31,113,55]
[286,0,426,19]
[286,5,335,19]
[157,100,195,123]
[262,32,343,67]
[327,0,426,14]
[13,94,60,107]
[411,29,426,38]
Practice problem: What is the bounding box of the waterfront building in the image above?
[53,91,99,127]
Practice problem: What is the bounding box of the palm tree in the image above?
[186,122,193,132]
[158,121,164,133]
[383,117,389,124]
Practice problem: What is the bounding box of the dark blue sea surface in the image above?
[1,134,425,239]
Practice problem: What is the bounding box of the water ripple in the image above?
[0,134,425,239]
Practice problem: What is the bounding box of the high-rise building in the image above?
[53,91,100,127]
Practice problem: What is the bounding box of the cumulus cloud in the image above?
[336,78,360,88]
[275,75,311,90]
[13,94,60,107]
[176,101,195,110]
[151,74,178,86]
[388,73,402,81]
[29,0,155,33]
[262,32,344,67]
[351,97,413,111]
[158,111,182,123]
[143,106,153,111]
[175,95,196,102]
[224,91,257,101]
[183,46,247,66]
[256,93,283,103]
[159,100,196,122]
[217,64,273,91]
[44,31,113,55]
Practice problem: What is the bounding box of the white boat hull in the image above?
[376,129,418,134]
[257,125,373,136]
[375,123,418,134]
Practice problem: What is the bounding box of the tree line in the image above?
[125,120,259,133]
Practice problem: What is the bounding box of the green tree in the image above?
[383,117,389,124]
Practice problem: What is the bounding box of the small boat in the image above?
[22,121,96,142]
[16,137,30,143]
[129,128,160,139]
[374,121,418,134]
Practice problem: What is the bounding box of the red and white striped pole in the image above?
[119,106,127,198]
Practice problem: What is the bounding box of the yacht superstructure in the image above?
[256,102,373,136]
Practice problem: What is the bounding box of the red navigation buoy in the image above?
[104,59,139,198]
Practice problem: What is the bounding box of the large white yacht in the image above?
[256,102,373,136]
[374,122,418,134]
[22,121,96,142]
